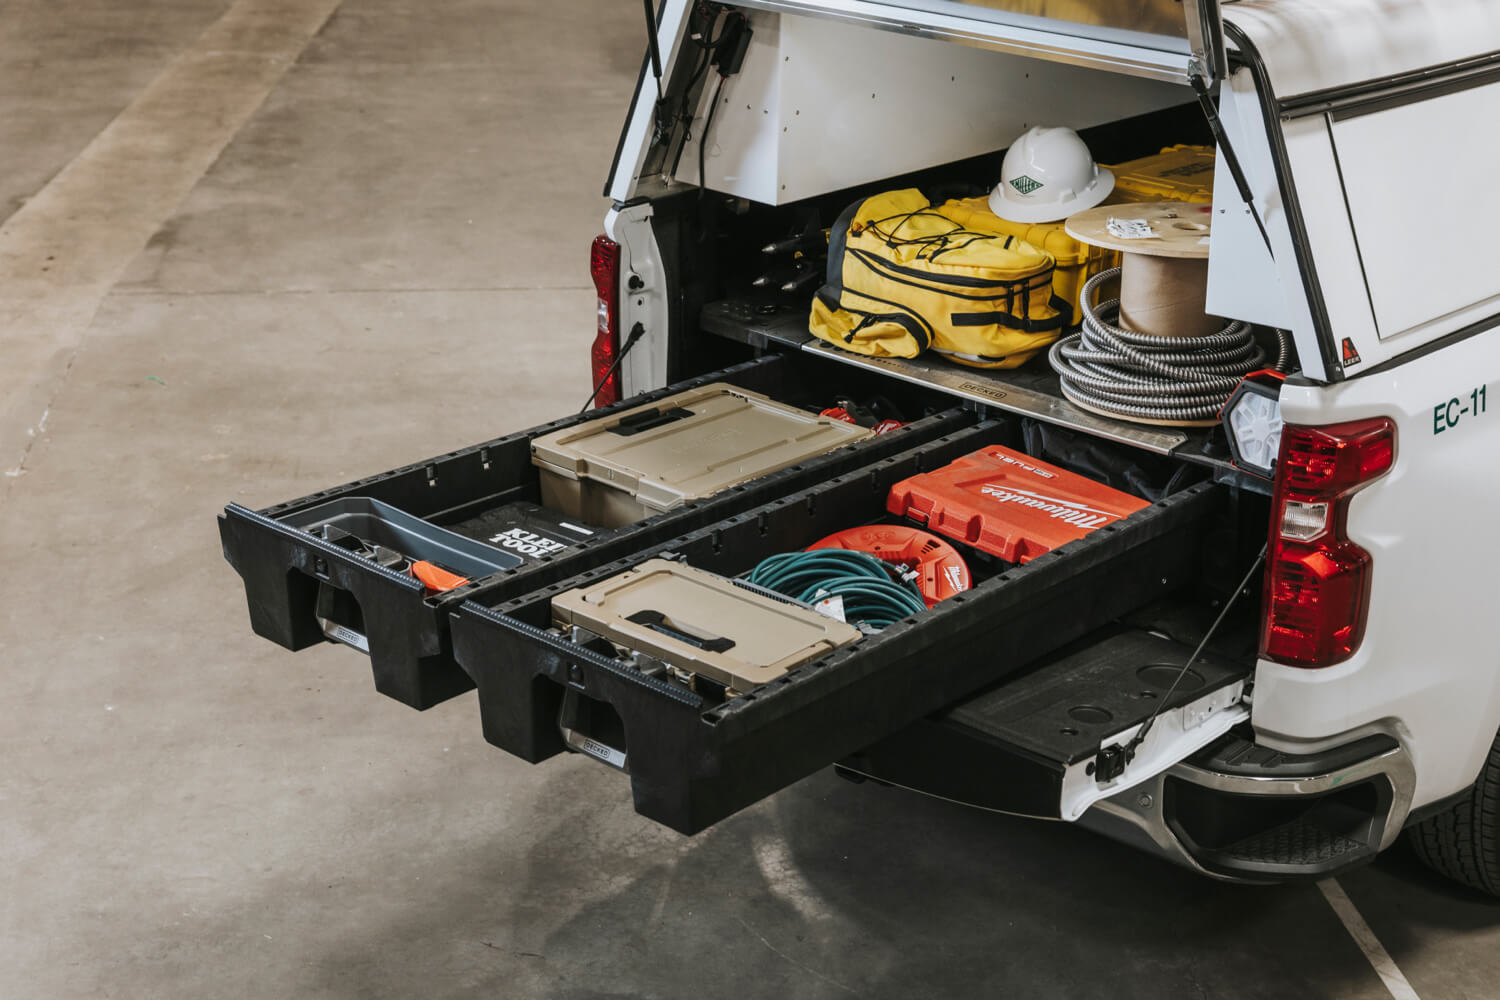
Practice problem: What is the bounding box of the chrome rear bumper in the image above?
[1080,734,1415,883]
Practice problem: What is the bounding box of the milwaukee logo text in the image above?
[977,485,1121,529]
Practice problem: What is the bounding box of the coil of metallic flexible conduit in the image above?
[1048,267,1290,424]
[746,550,926,629]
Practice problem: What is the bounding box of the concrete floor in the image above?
[3,1,1499,997]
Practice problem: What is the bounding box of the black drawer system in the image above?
[448,422,1226,835]
[219,353,974,710]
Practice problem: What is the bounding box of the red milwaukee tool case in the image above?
[887,445,1150,563]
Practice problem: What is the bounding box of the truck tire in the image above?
[1409,730,1500,896]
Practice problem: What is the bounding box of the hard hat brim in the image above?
[988,167,1116,225]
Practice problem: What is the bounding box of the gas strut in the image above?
[1189,69,1274,258]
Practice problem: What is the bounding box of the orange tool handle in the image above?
[410,560,469,592]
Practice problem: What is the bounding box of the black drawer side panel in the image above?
[452,467,1221,834]
[218,505,469,709]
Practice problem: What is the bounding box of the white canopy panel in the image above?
[1225,0,1500,100]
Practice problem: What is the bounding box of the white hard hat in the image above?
[988,126,1115,224]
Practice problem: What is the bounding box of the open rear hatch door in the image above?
[706,0,1220,84]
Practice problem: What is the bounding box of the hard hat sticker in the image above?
[1009,174,1043,195]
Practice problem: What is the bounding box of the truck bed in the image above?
[700,298,1267,493]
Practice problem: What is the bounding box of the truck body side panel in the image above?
[1254,331,1500,810]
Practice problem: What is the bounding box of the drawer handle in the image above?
[625,609,736,653]
[558,689,629,771]
[606,406,695,436]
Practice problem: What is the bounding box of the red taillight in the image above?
[1279,419,1394,495]
[1262,418,1395,668]
[589,234,622,409]
[1263,540,1374,666]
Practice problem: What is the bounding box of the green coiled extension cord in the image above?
[745,549,927,629]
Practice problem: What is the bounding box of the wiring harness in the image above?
[746,550,927,629]
[1048,268,1290,423]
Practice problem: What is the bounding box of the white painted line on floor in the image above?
[0,0,343,492]
[1319,878,1422,1000]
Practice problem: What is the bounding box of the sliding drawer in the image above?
[450,422,1225,834]
[220,352,973,709]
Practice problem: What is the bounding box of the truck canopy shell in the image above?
[1225,0,1500,378]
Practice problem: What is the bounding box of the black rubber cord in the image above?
[697,74,726,202]
[579,322,646,414]
[1120,544,1267,768]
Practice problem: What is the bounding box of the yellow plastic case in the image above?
[1106,144,1215,205]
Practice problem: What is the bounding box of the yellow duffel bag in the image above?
[938,195,1118,331]
[809,189,1066,370]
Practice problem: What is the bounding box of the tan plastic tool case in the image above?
[551,558,862,693]
[530,383,871,527]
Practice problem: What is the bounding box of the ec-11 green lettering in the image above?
[1434,384,1488,434]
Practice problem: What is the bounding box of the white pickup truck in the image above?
[221,0,1500,895]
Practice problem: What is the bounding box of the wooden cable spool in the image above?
[1064,201,1218,339]
[1060,201,1224,427]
